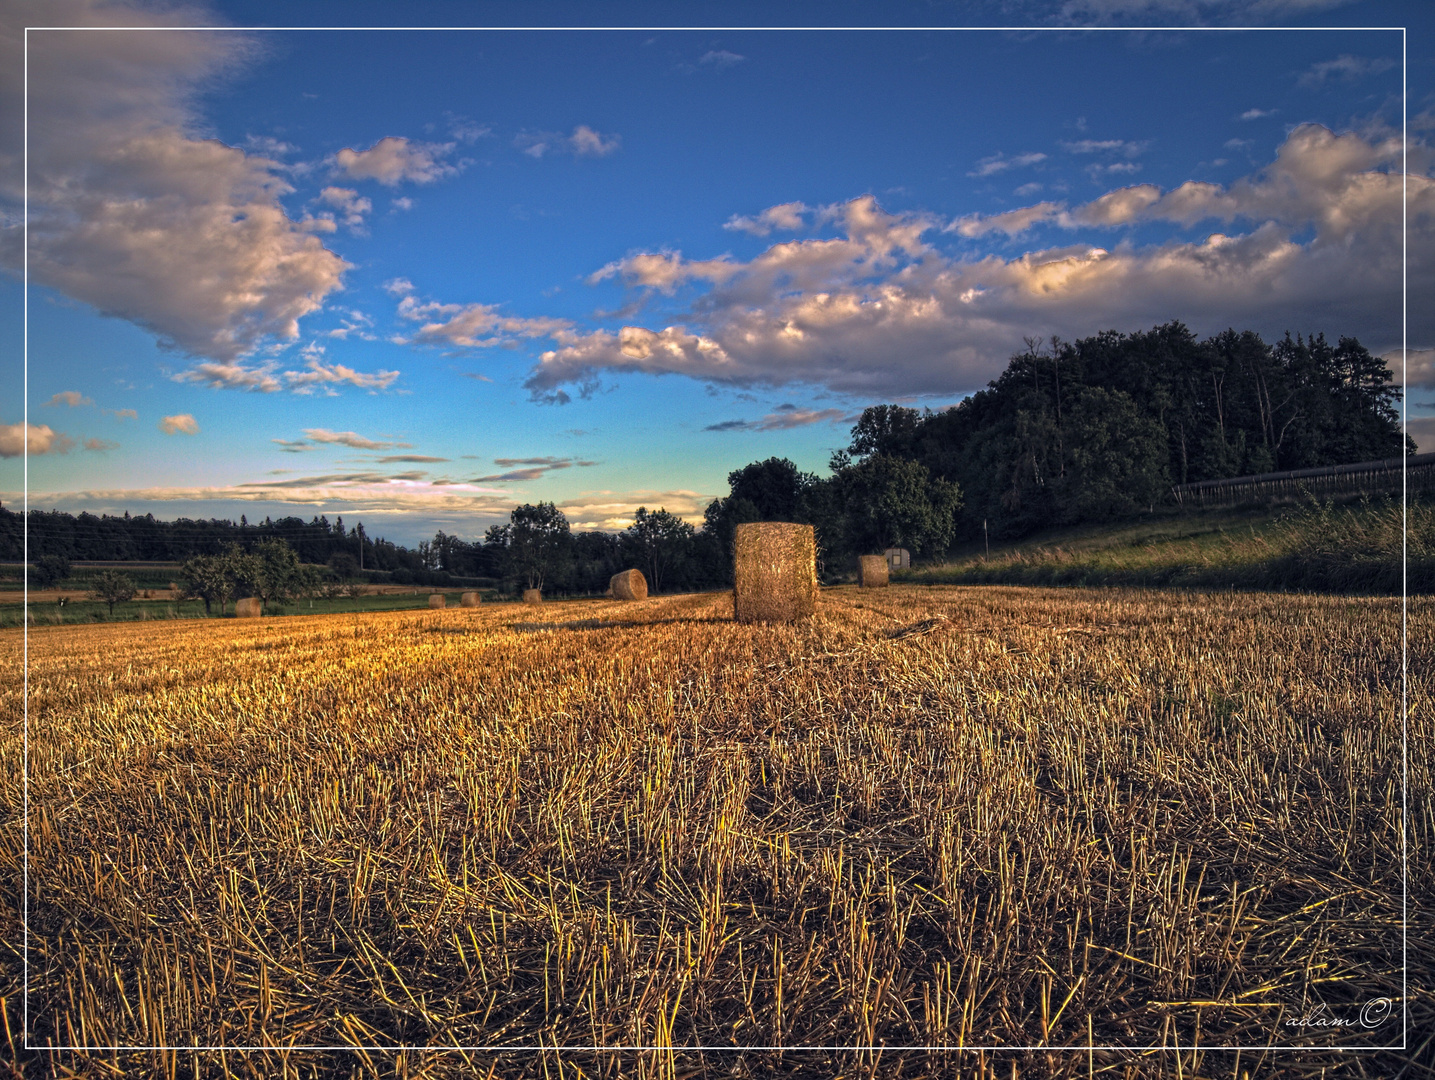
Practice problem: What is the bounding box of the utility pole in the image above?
[984,519,989,559]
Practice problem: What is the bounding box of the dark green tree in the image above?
[622,508,695,594]
[834,453,963,557]
[32,553,71,591]
[499,503,573,592]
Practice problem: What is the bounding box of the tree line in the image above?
[7,322,1406,590]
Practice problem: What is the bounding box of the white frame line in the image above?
[20,20,1411,1059]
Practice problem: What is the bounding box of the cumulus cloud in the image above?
[950,201,1068,238]
[333,137,459,185]
[514,125,620,159]
[45,391,93,407]
[158,413,199,435]
[0,422,73,456]
[396,295,573,349]
[969,151,1047,178]
[587,250,741,292]
[172,350,397,393]
[5,3,350,363]
[724,202,809,236]
[523,126,1432,402]
[284,354,399,393]
[704,405,849,432]
[315,186,372,232]
[303,429,412,450]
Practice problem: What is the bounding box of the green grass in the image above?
[910,495,1434,594]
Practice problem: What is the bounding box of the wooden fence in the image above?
[1172,452,1435,509]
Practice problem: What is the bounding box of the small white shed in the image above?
[883,547,911,570]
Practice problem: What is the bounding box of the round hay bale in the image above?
[609,568,648,601]
[234,597,262,618]
[522,588,543,605]
[733,522,817,623]
[428,593,446,609]
[858,554,890,588]
[460,591,481,607]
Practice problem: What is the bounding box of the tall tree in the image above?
[623,508,695,594]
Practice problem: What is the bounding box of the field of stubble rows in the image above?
[0,585,1430,1079]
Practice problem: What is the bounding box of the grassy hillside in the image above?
[910,496,1432,594]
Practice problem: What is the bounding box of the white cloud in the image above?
[969,151,1048,178]
[1240,108,1277,121]
[0,422,73,456]
[587,250,741,293]
[316,186,372,232]
[396,296,572,349]
[158,413,199,435]
[383,277,415,296]
[333,137,459,185]
[283,356,399,393]
[514,125,620,159]
[174,360,284,393]
[302,429,411,450]
[699,50,745,69]
[523,126,1432,402]
[570,125,620,157]
[724,202,809,236]
[949,201,1068,238]
[1062,139,1147,158]
[172,352,397,394]
[3,3,349,363]
[45,391,93,407]
[1072,184,1162,225]
[1298,54,1396,89]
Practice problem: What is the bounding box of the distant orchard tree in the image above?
[181,553,235,616]
[88,569,136,616]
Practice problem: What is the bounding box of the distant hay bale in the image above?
[858,555,890,588]
[609,569,648,600]
[234,597,262,618]
[428,594,446,609]
[460,591,480,607]
[733,522,817,623]
[523,589,543,605]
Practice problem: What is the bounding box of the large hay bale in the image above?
[460,591,481,608]
[609,568,648,601]
[733,522,817,623]
[522,589,543,605]
[428,593,446,609]
[858,554,890,588]
[234,597,262,618]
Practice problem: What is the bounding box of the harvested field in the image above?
[1,586,1430,1078]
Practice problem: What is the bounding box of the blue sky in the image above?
[2,0,1430,546]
